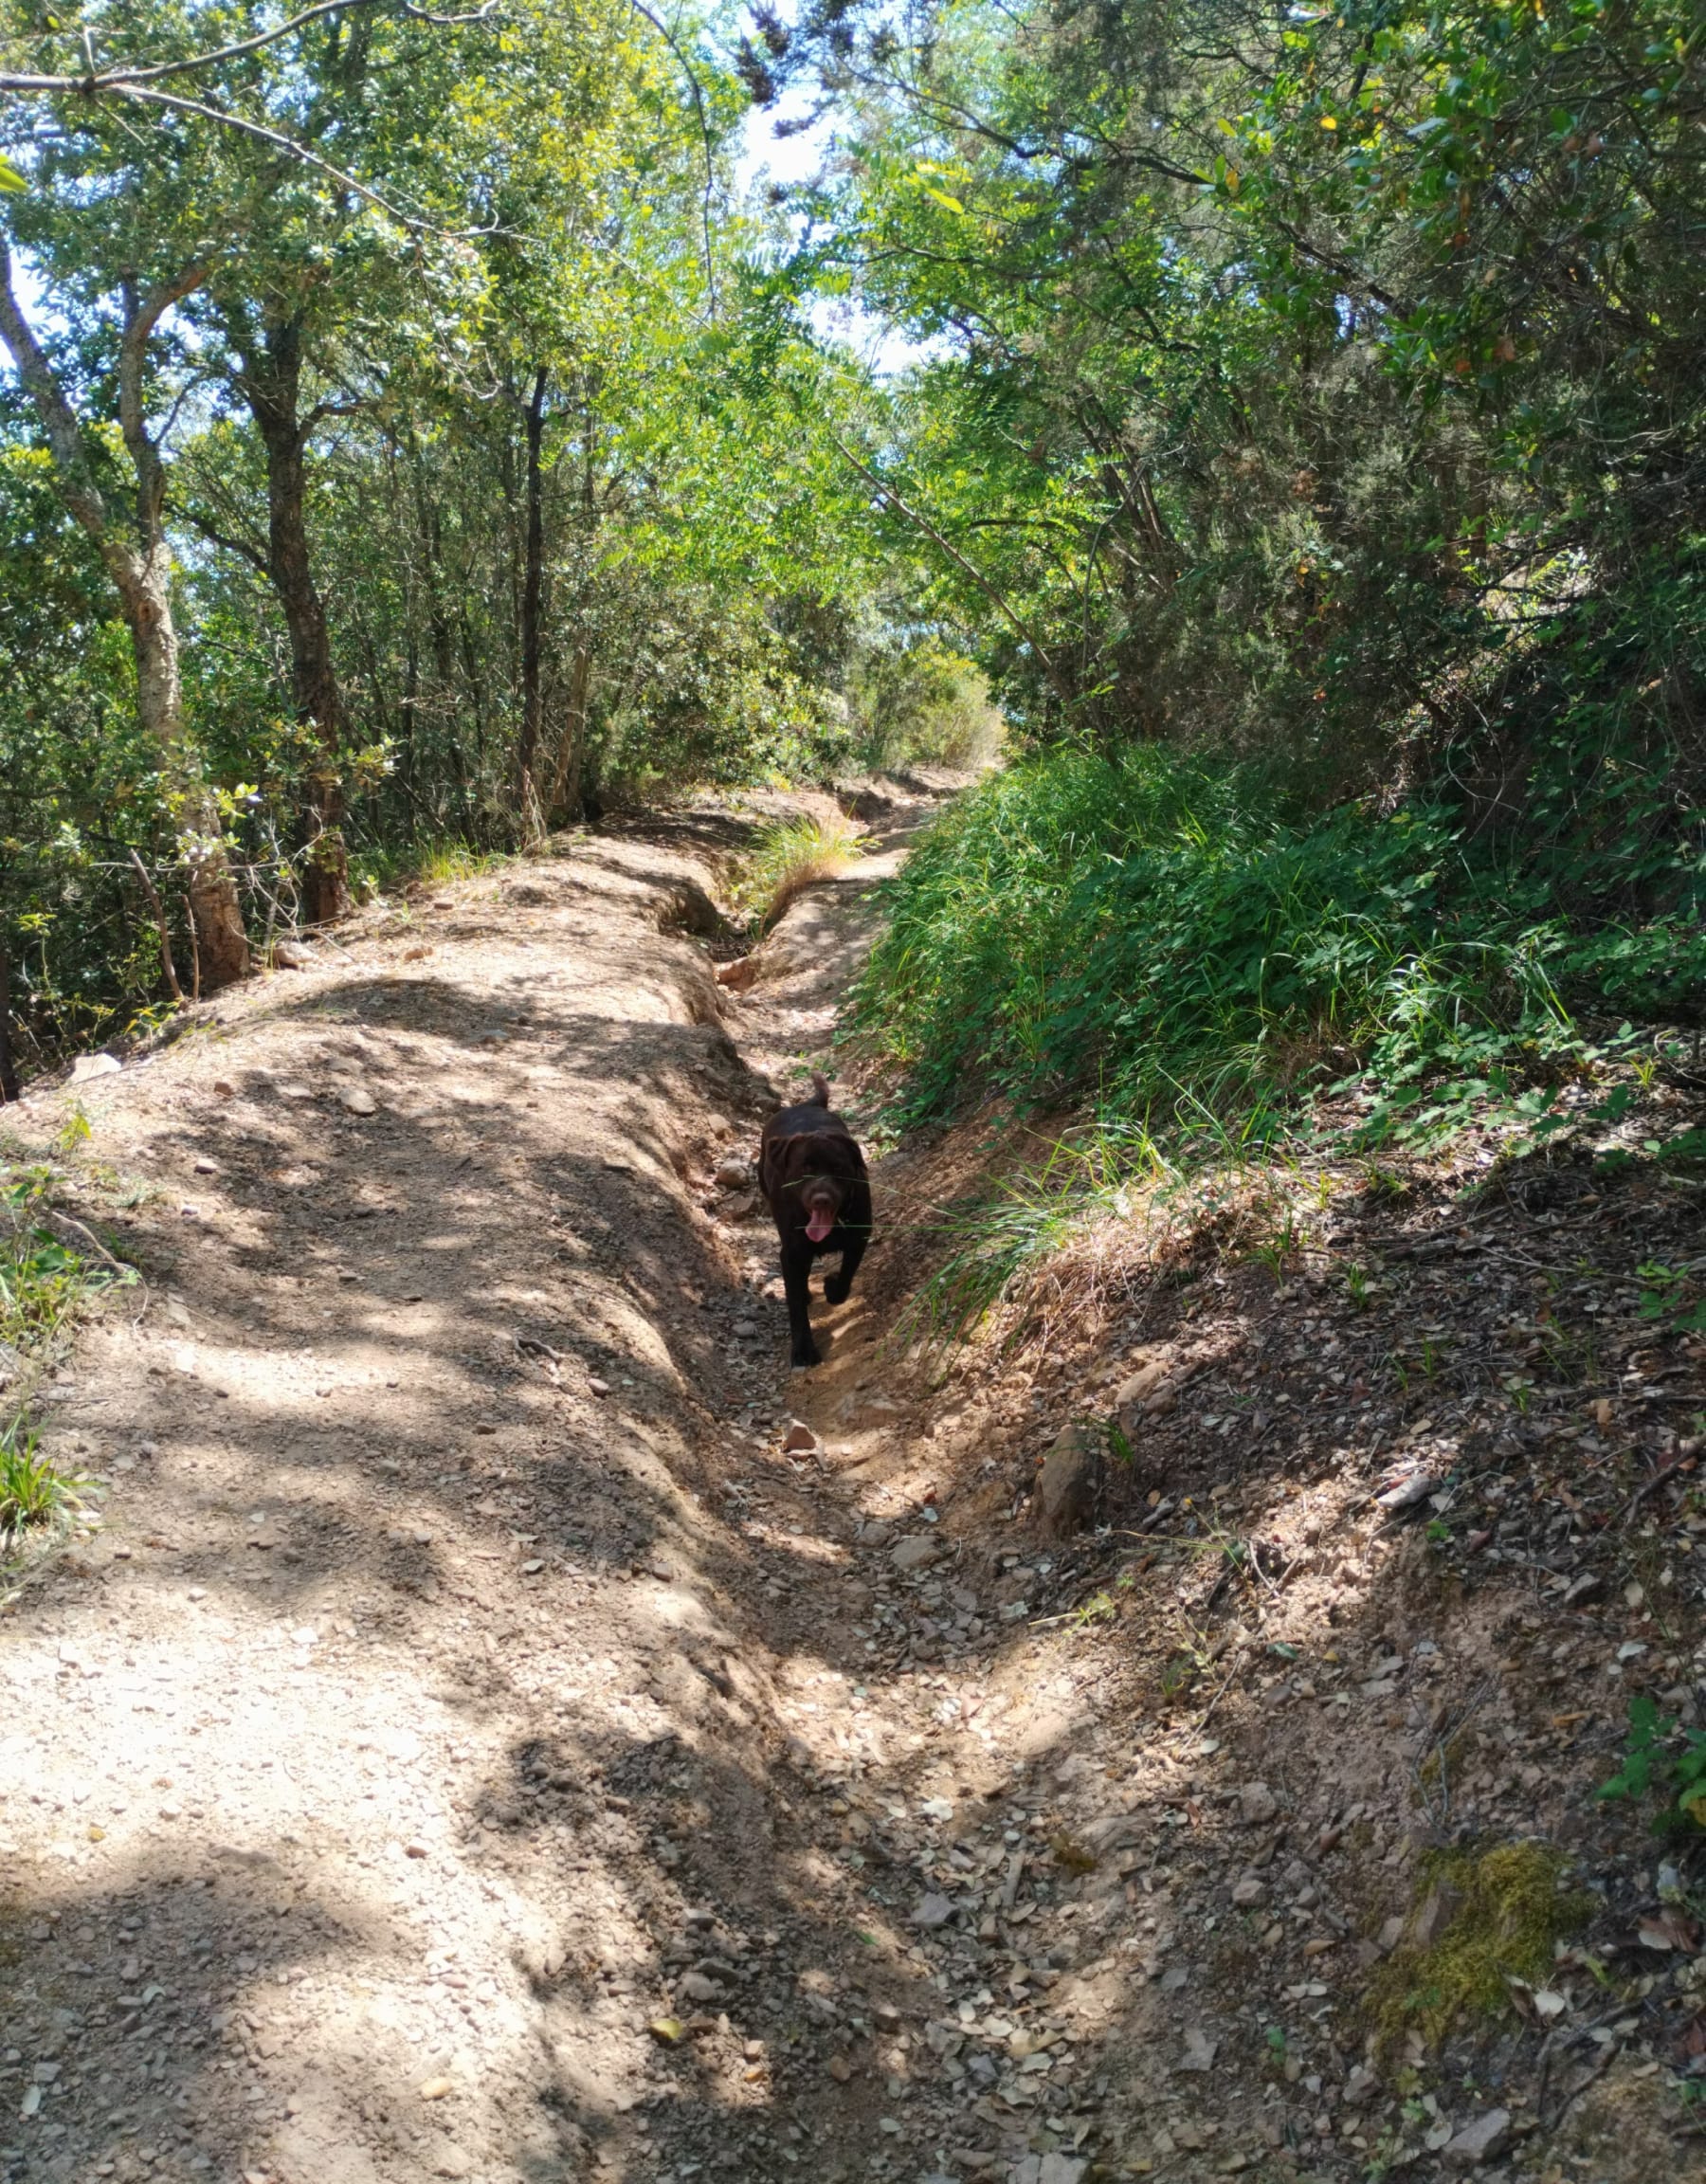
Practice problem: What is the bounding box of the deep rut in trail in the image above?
[0,783,1006,2184]
[7,787,1697,2184]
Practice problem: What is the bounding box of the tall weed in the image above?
[1,1163,133,1558]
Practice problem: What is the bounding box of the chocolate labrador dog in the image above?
[759,1072,872,1367]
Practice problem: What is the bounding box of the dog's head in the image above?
[768,1130,858,1242]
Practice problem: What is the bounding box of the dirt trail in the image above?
[4,787,1698,2184]
[0,785,1033,2184]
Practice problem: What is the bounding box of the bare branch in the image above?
[118,260,210,533]
[184,511,270,573]
[0,238,111,538]
[828,431,1077,707]
[112,82,448,232]
[5,0,498,92]
[626,0,718,310]
[128,847,184,1001]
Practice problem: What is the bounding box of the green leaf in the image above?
[0,155,27,194]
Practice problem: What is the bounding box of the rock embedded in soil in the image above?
[1443,2107,1511,2166]
[1034,1422,1100,1538]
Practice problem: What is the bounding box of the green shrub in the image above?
[851,743,1706,1142]
[0,1419,82,1545]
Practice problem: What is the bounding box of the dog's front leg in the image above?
[822,1227,867,1306]
[781,1240,820,1367]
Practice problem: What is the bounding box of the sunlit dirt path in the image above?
[0,789,1035,2184]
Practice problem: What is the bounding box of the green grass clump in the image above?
[0,1201,102,1348]
[0,1419,83,1546]
[1,1162,131,1561]
[850,743,1706,1146]
[1368,1843,1590,2050]
[735,811,870,932]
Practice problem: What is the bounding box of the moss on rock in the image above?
[1367,1841,1590,2050]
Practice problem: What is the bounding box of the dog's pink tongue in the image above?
[806,1207,833,1243]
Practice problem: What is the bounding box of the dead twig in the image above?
[1613,1452,1694,1528]
[39,1209,129,1274]
[127,849,183,1001]
[182,891,201,1002]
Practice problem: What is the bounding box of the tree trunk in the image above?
[232,313,352,925]
[516,368,549,835]
[127,549,251,991]
[0,939,20,1104]
[547,641,592,823]
[0,245,249,990]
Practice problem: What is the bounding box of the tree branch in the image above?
[828,432,1076,706]
[183,510,270,573]
[0,238,111,539]
[4,0,497,91]
[626,0,718,310]
[118,259,210,539]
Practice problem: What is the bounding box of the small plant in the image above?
[54,1102,92,1155]
[1344,1261,1373,1310]
[1247,1207,1299,1279]
[408,837,507,887]
[1636,1261,1706,1337]
[0,1420,82,1543]
[734,810,870,932]
[1598,1694,1706,1834]
[0,1214,93,1344]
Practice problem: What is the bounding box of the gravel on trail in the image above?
[2,785,1702,2184]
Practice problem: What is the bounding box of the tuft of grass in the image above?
[0,1418,83,1545]
[348,835,514,901]
[408,838,509,888]
[1,1161,134,1562]
[735,811,870,932]
[1367,1843,1590,2051]
[899,1119,1167,1349]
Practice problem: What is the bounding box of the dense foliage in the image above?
[852,741,1706,1140]
[797,0,1705,766]
[0,0,975,1069]
[771,0,1705,1121]
[2,0,1701,1104]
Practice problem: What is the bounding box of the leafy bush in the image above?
[852,638,1004,773]
[1600,1695,1706,1836]
[0,1192,112,1348]
[851,742,1706,1139]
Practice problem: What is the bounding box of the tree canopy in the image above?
[1,0,1700,1075]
